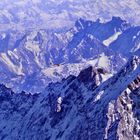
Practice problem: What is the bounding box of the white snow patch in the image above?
[56,97,63,112]
[94,90,104,102]
[88,34,94,40]
[1,33,6,39]
[57,97,63,104]
[103,31,122,46]
[0,53,24,75]
[98,53,110,69]
[7,50,19,60]
[25,42,40,54]
[126,88,131,94]
[101,73,112,82]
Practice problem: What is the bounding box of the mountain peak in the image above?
[77,66,94,83]
[77,66,108,89]
[127,55,140,71]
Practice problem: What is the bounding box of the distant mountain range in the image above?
[0,0,140,30]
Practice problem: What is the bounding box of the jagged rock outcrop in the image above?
[0,55,139,140]
[77,66,109,90]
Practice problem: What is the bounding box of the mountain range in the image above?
[0,0,140,31]
[0,54,139,139]
[0,17,139,93]
[0,2,140,139]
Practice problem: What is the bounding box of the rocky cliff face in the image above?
[0,55,139,140]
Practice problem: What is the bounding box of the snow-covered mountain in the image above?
[0,1,140,139]
[109,26,140,57]
[0,17,140,93]
[0,55,139,139]
[0,17,131,93]
[0,0,140,31]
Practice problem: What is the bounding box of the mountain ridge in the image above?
[0,17,132,93]
[0,55,139,139]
